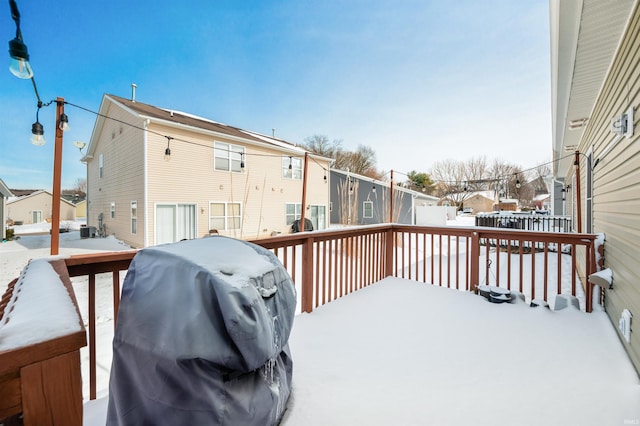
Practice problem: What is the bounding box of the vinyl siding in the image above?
[87,103,146,248]
[7,192,75,224]
[145,123,330,244]
[569,3,640,371]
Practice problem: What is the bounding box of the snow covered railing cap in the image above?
[0,259,84,351]
[589,268,613,290]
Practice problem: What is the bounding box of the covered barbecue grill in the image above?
[107,236,296,425]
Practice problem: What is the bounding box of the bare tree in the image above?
[73,177,87,194]
[463,156,489,191]
[302,135,343,158]
[429,159,470,207]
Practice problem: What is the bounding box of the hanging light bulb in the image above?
[30,120,45,146]
[164,137,172,161]
[288,156,293,170]
[515,179,521,189]
[9,38,32,79]
[58,112,70,131]
[240,153,245,169]
[8,0,33,79]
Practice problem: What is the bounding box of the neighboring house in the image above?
[551,0,640,372]
[6,190,76,224]
[61,190,86,204]
[439,191,497,213]
[0,179,13,240]
[532,194,551,211]
[329,169,437,225]
[75,200,87,219]
[84,94,331,248]
[462,191,498,214]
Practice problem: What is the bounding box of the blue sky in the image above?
[0,0,551,190]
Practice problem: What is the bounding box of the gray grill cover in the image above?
[106,237,295,425]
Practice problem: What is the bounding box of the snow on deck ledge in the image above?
[0,259,82,351]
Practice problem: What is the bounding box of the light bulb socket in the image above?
[31,120,44,136]
[9,37,29,61]
[59,113,70,131]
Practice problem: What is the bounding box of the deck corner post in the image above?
[470,231,480,292]
[301,235,314,313]
[384,226,394,278]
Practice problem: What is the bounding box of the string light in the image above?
[164,136,172,161]
[61,101,571,187]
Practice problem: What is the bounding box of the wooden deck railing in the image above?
[2,224,598,415]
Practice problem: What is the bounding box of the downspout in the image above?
[143,119,150,247]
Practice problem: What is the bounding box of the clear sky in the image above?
[0,0,551,190]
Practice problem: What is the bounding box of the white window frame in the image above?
[99,154,104,178]
[214,142,245,173]
[110,202,115,219]
[282,156,302,180]
[285,203,302,225]
[130,201,137,234]
[209,202,242,231]
[363,201,374,218]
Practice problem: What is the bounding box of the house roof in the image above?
[550,0,636,177]
[330,169,439,202]
[7,190,77,207]
[86,94,331,163]
[8,189,39,198]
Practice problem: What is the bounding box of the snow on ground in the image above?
[2,216,639,424]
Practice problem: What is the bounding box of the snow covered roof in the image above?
[7,190,77,207]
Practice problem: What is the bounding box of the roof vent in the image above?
[131,83,137,102]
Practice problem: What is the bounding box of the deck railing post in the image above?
[301,235,314,313]
[469,231,480,292]
[385,226,394,277]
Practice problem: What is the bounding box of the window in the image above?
[214,142,244,172]
[130,201,137,234]
[363,201,373,218]
[285,203,302,225]
[209,202,241,230]
[99,154,104,178]
[282,156,302,179]
[110,202,115,219]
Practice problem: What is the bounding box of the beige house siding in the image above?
[7,191,75,224]
[463,195,495,214]
[144,123,329,244]
[86,102,146,248]
[568,4,640,371]
[75,200,87,219]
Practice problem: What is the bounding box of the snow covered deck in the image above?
[3,223,636,424]
[82,277,640,425]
